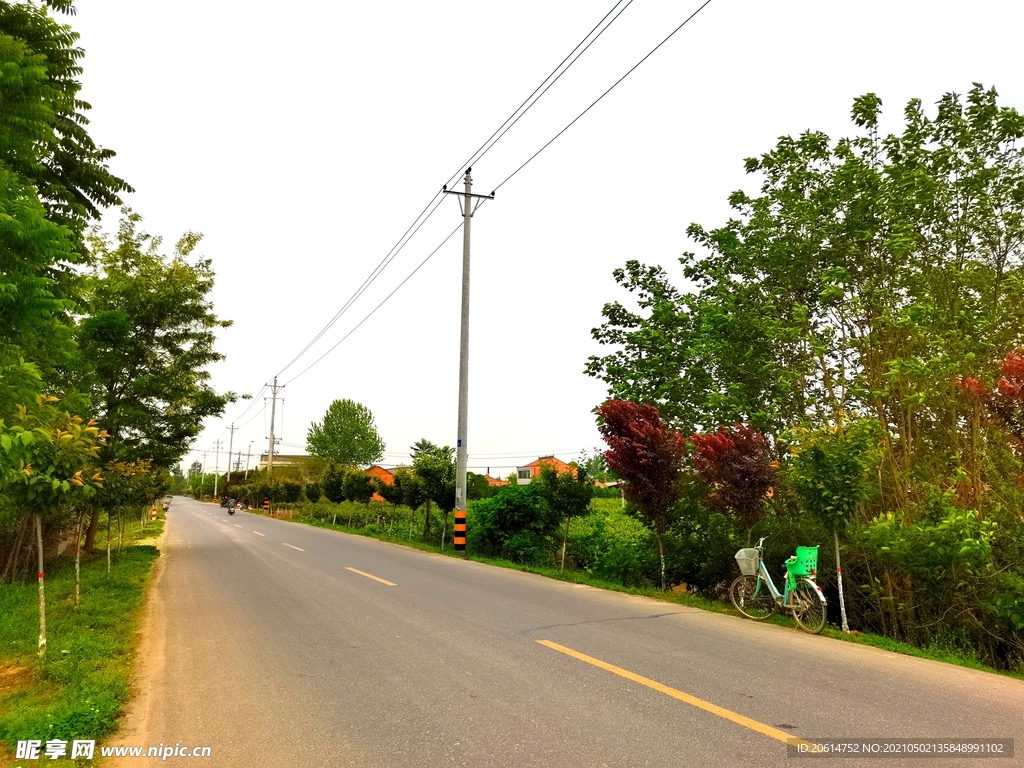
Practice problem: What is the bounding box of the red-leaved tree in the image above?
[596,400,687,591]
[690,424,776,545]
[988,349,1024,460]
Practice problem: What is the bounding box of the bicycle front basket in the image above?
[734,548,760,576]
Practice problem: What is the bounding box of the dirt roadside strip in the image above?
[102,518,168,768]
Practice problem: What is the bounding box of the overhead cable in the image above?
[494,0,714,193]
[272,0,636,381]
[282,222,463,386]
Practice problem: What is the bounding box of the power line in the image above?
[235,400,267,430]
[282,221,463,386]
[271,0,635,382]
[275,0,713,387]
[494,0,714,193]
[468,0,636,172]
[273,194,447,378]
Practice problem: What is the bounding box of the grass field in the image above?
[0,515,163,765]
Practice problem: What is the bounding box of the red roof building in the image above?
[516,456,576,485]
[365,465,394,502]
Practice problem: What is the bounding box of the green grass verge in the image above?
[0,517,163,764]
[258,508,1024,681]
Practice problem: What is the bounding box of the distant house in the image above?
[515,456,576,486]
[365,465,394,502]
[483,474,509,487]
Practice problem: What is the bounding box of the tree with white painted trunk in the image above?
[0,395,104,655]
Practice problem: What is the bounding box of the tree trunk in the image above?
[75,511,84,608]
[656,529,666,592]
[35,515,46,657]
[2,516,27,583]
[561,515,571,572]
[9,528,27,584]
[408,509,414,540]
[332,509,337,525]
[423,500,432,537]
[834,524,849,633]
[83,506,100,553]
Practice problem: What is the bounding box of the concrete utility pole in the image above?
[244,442,253,480]
[442,169,494,554]
[226,424,237,486]
[267,377,281,476]
[213,440,222,498]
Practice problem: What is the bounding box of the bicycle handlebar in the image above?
[755,536,766,549]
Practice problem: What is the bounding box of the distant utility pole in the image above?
[226,424,237,486]
[213,439,222,498]
[267,377,283,476]
[244,442,253,480]
[234,452,243,473]
[442,168,494,554]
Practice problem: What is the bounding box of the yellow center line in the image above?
[537,640,809,748]
[345,566,396,586]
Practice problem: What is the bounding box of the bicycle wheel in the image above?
[790,579,827,633]
[730,575,776,619]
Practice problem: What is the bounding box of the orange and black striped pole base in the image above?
[453,510,466,552]
[263,498,270,512]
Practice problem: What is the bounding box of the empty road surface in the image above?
[113,496,1023,766]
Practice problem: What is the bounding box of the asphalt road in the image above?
[113,496,1024,766]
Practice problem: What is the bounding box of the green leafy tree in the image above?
[411,439,455,545]
[343,470,374,526]
[466,471,491,500]
[537,464,594,571]
[305,481,322,503]
[306,399,385,466]
[0,394,104,655]
[321,467,346,524]
[280,480,302,505]
[77,211,233,468]
[0,0,130,394]
[788,419,882,632]
[0,1,130,234]
[75,211,233,548]
[394,468,426,539]
[588,85,1024,665]
[375,477,402,512]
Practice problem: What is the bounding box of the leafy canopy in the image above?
[595,400,687,536]
[75,210,233,468]
[306,399,385,467]
[690,424,776,532]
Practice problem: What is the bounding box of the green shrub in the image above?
[567,502,658,586]
[472,485,559,563]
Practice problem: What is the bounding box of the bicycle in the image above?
[729,537,827,633]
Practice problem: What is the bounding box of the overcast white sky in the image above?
[70,0,1024,476]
